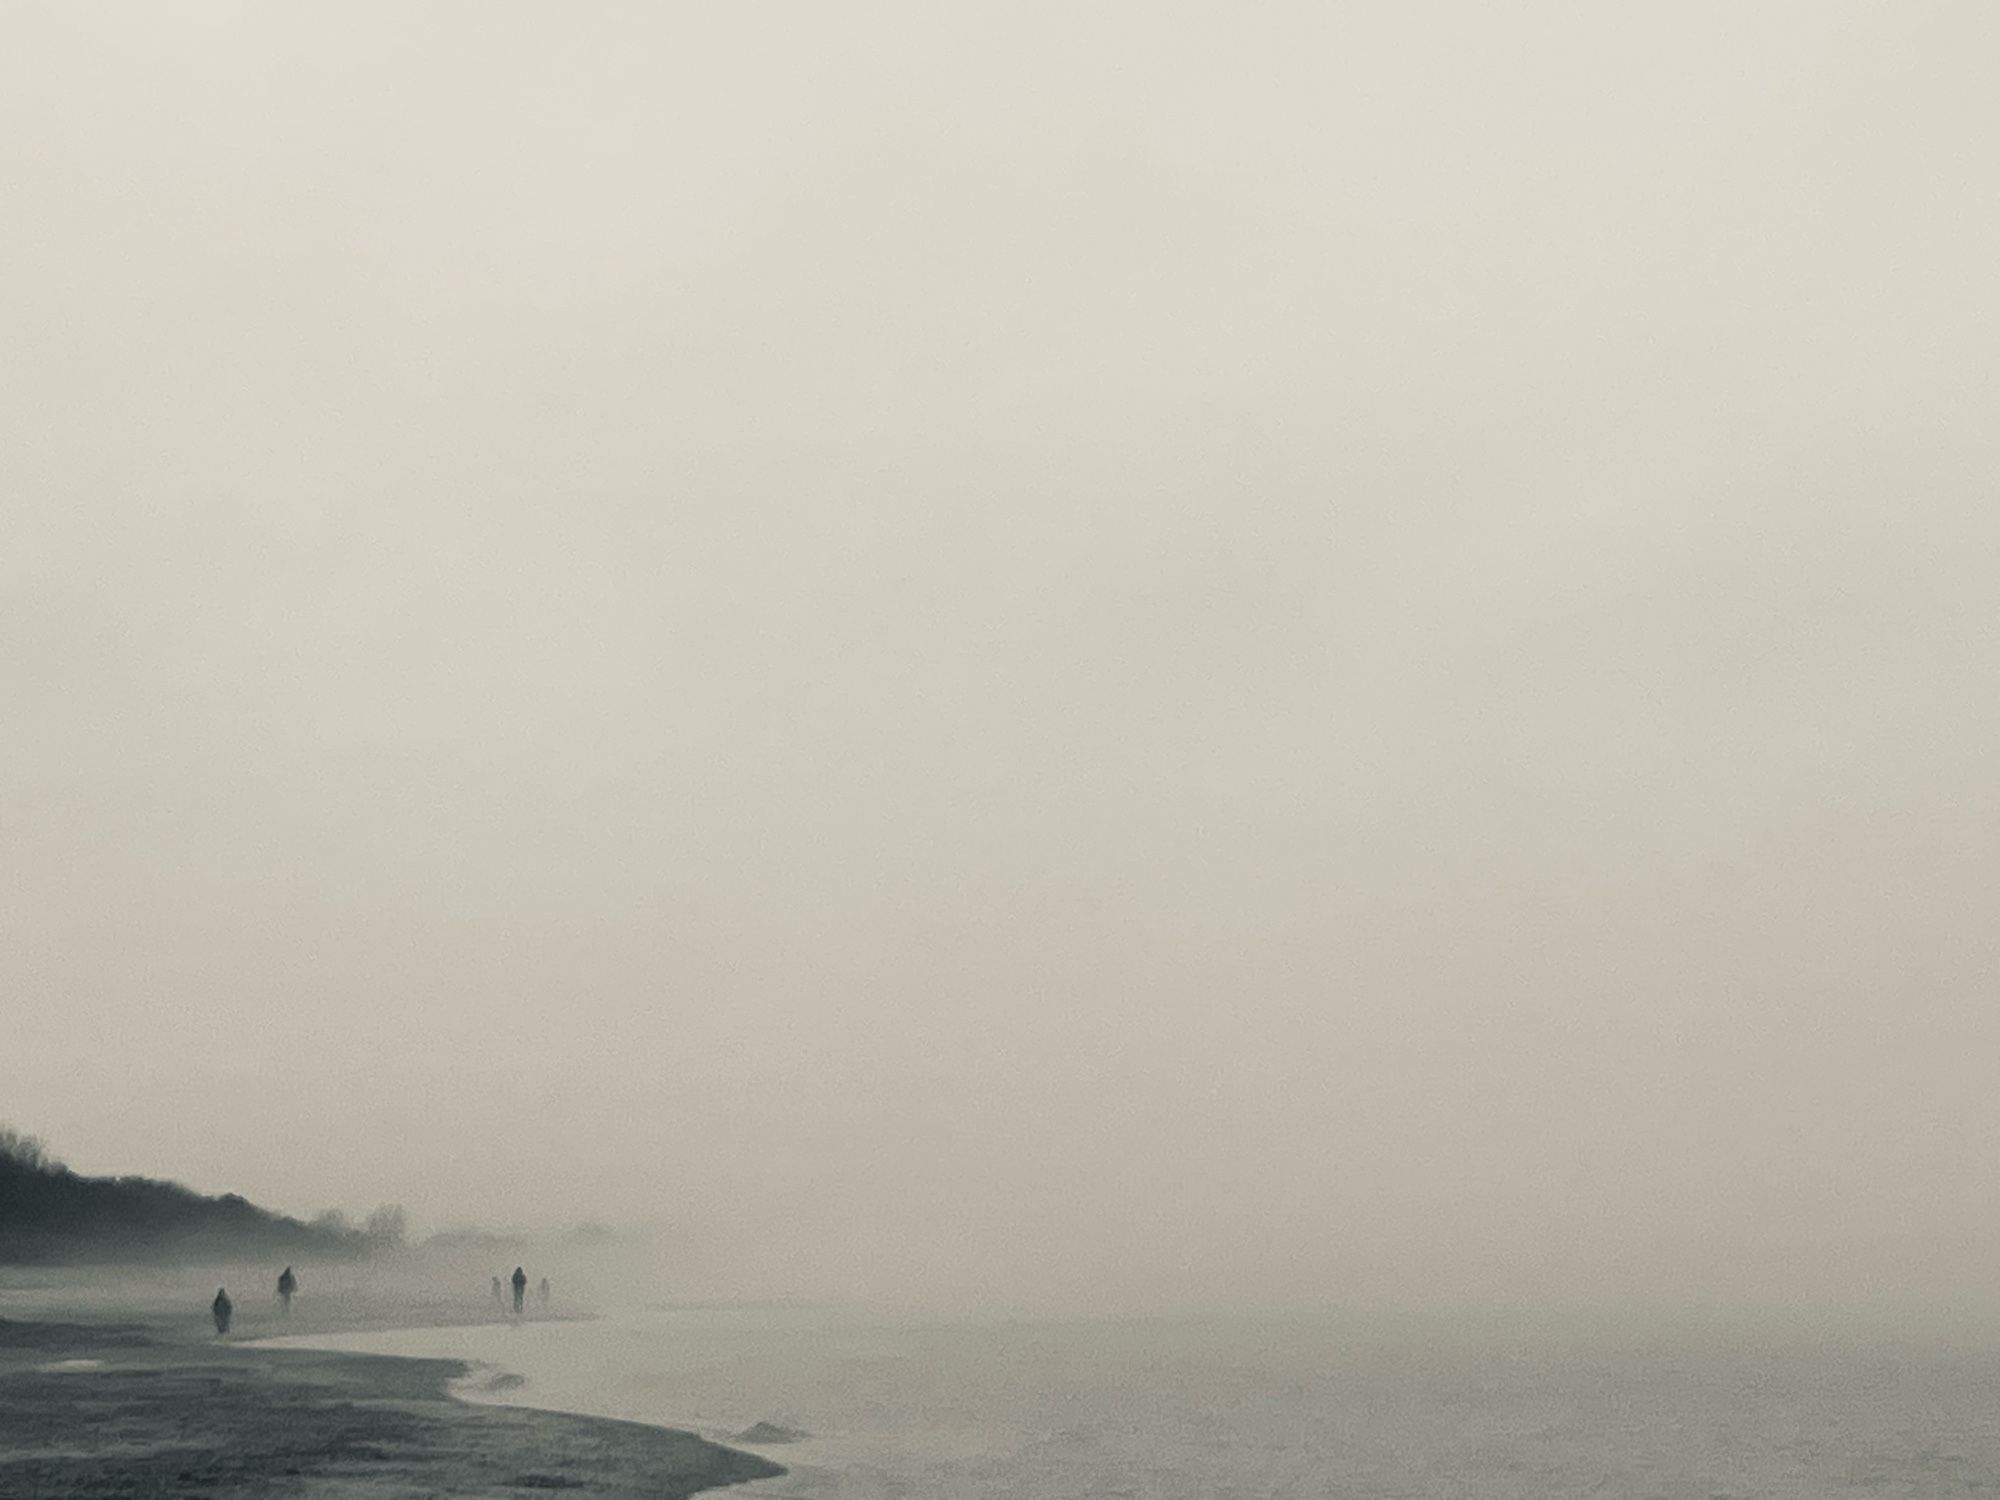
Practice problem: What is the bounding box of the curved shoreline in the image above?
[0,1315,785,1498]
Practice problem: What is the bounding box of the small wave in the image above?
[737,1421,811,1444]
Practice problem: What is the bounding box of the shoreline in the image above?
[0,1309,785,1498]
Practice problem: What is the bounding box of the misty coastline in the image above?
[0,1122,798,1494]
[0,1287,783,1499]
[8,0,2000,1494]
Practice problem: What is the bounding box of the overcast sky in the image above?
[4,2,1997,1314]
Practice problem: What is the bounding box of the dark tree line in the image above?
[0,1127,377,1265]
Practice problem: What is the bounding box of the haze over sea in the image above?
[10,7,2000,1496]
[277,1306,2000,1499]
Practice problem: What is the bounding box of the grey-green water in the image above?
[281,1308,2000,1499]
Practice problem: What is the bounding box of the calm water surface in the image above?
[276,1308,2000,1499]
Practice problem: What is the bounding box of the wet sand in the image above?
[0,1314,784,1498]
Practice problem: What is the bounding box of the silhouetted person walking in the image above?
[212,1288,233,1336]
[511,1266,527,1316]
[277,1266,298,1315]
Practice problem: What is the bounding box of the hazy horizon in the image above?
[6,3,1997,1316]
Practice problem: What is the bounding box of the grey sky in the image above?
[4,2,1997,1312]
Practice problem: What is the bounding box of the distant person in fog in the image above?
[211,1288,233,1336]
[511,1266,527,1316]
[277,1266,298,1315]
[491,1276,506,1312]
[537,1276,550,1308]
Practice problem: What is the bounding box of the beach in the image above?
[0,1306,783,1499]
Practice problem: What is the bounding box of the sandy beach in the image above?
[0,1308,783,1499]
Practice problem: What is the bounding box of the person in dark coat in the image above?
[511,1266,528,1316]
[212,1288,233,1336]
[277,1266,298,1315]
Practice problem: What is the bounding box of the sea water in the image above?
[274,1306,2000,1498]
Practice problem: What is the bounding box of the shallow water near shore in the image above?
[270,1306,2000,1499]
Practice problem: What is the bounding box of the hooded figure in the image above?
[212,1288,233,1336]
[277,1266,298,1314]
[511,1266,528,1315]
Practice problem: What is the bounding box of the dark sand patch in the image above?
[0,1318,783,1499]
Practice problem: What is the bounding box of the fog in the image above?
[4,2,1996,1316]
